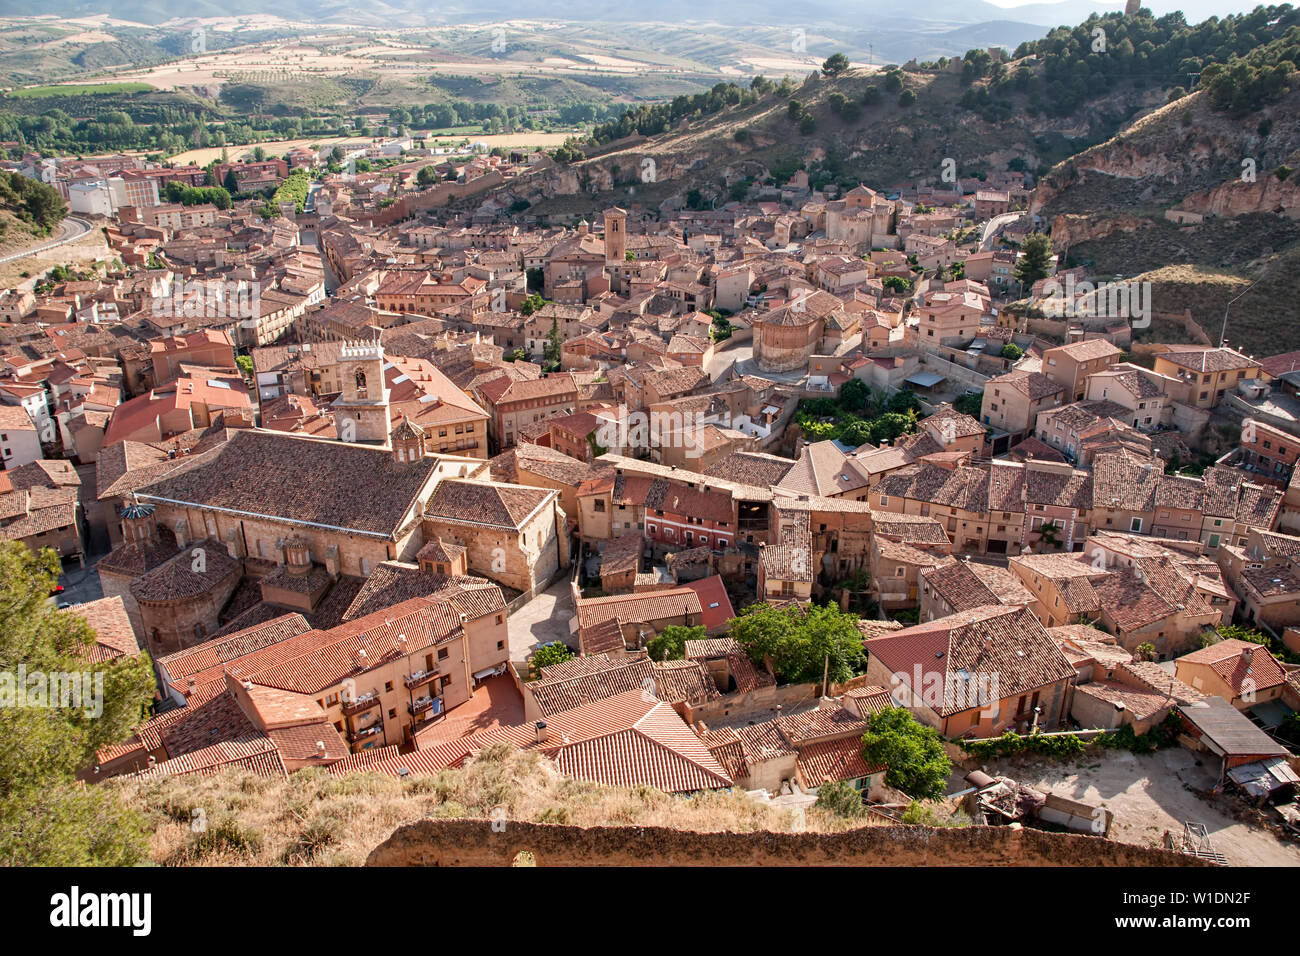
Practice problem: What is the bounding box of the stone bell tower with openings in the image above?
[333,339,391,444]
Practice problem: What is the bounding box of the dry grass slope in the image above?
[114,743,872,866]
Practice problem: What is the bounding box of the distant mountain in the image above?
[0,0,1125,28]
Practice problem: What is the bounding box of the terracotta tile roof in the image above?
[1177,638,1288,695]
[578,618,627,657]
[685,637,740,660]
[1046,339,1122,363]
[135,429,442,539]
[424,478,553,530]
[342,561,504,622]
[223,597,467,696]
[681,575,735,632]
[874,462,989,511]
[1115,660,1204,705]
[727,647,777,693]
[922,560,1001,612]
[1160,347,1259,374]
[576,587,703,631]
[872,513,951,546]
[129,537,241,603]
[1073,680,1175,723]
[530,655,657,716]
[796,736,884,787]
[704,451,795,487]
[384,690,731,792]
[132,734,288,780]
[843,685,894,715]
[776,705,870,744]
[760,542,813,582]
[652,659,721,704]
[64,596,139,662]
[865,605,1075,717]
[598,533,642,577]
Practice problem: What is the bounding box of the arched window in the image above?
[354,368,368,398]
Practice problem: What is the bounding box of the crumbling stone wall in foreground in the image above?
[366,819,1209,867]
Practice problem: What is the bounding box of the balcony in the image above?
[404,668,439,690]
[340,690,381,716]
[408,694,443,717]
[347,721,384,743]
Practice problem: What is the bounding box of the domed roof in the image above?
[121,501,155,520]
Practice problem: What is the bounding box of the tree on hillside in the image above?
[417,165,440,186]
[0,542,156,865]
[860,707,952,800]
[1014,232,1053,290]
[729,602,865,685]
[822,53,851,77]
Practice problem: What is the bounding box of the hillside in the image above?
[114,743,874,865]
[495,64,1166,220]
[1035,84,1300,354]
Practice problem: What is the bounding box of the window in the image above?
[880,495,889,506]
[388,709,397,719]
[593,500,606,512]
[384,682,393,692]
[1130,517,1142,533]
[438,648,449,660]
[497,640,505,650]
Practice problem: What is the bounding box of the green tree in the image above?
[543,317,563,371]
[839,377,870,412]
[417,165,440,186]
[647,624,704,661]
[860,707,951,800]
[822,53,851,77]
[0,542,156,865]
[1136,642,1157,662]
[729,602,865,685]
[953,392,983,417]
[814,779,868,819]
[884,69,904,93]
[1000,343,1024,360]
[1014,232,1053,289]
[898,89,918,107]
[235,355,254,378]
[530,641,574,677]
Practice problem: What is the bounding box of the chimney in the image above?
[1242,645,1255,665]
[316,741,326,755]
[535,720,549,743]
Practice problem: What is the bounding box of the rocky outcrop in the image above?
[1178,173,1300,219]
[366,818,1210,867]
[1050,213,1149,248]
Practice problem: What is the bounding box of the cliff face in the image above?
[1034,87,1300,220]
[1179,174,1300,218]
[366,818,1210,867]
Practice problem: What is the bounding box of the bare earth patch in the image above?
[989,748,1300,867]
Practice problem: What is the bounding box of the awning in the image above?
[905,371,946,388]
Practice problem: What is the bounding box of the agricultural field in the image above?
[7,81,154,97]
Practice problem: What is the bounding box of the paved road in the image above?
[506,576,574,663]
[0,215,94,265]
[980,212,1022,251]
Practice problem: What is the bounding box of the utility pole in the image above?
[823,652,830,696]
[1220,278,1259,347]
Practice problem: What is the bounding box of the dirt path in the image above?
[992,748,1300,867]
